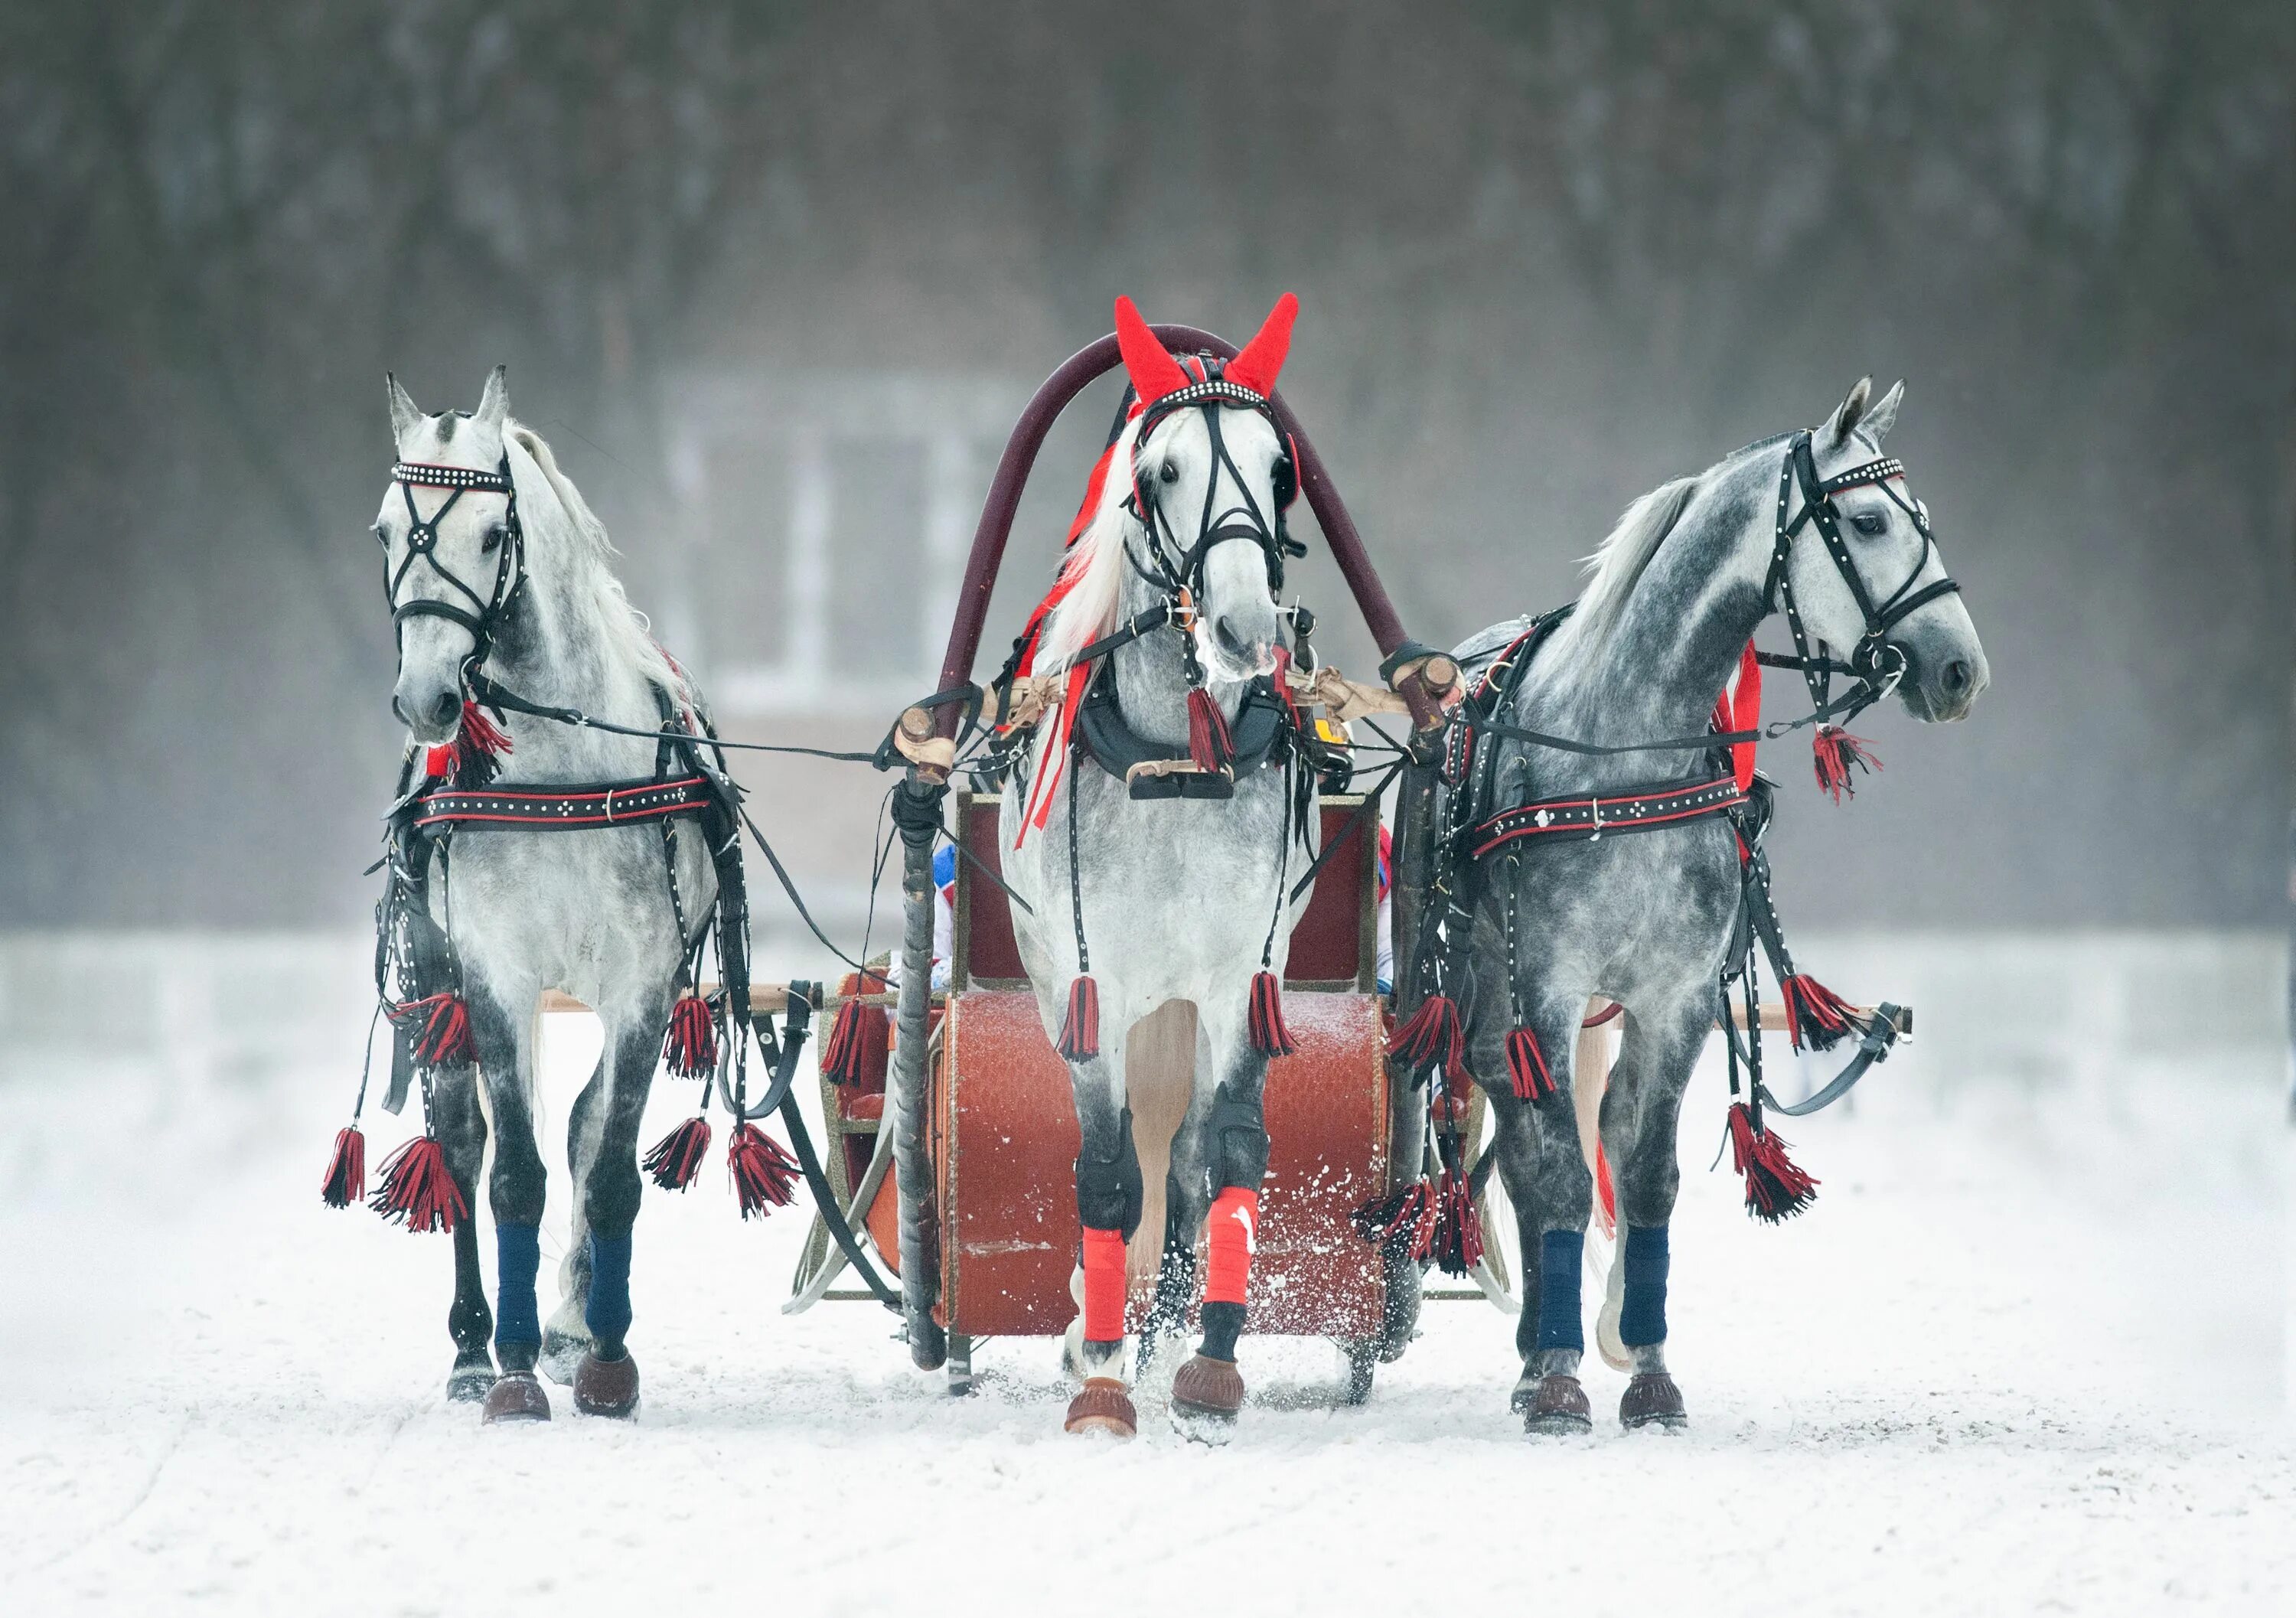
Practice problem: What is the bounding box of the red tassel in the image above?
[643,1114,711,1192]
[1505,1026,1554,1100]
[425,700,512,786]
[661,993,718,1079]
[1779,973,1865,1052]
[820,998,889,1086]
[1430,1167,1484,1277]
[727,1122,798,1219]
[369,1135,467,1233]
[1186,686,1234,773]
[1810,724,1880,803]
[391,992,473,1066]
[1726,1102,1818,1222]
[321,1125,365,1209]
[1388,993,1468,1076]
[1058,974,1101,1060]
[1247,970,1294,1057]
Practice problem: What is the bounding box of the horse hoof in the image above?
[1169,1354,1243,1442]
[1620,1372,1688,1430]
[1518,1373,1593,1436]
[1064,1377,1137,1437]
[445,1356,497,1403]
[573,1351,641,1419]
[481,1371,551,1424]
[540,1329,592,1388]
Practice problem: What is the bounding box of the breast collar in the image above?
[1074,657,1290,785]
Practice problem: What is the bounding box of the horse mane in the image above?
[505,419,688,704]
[1542,475,1701,669]
[1035,413,1146,671]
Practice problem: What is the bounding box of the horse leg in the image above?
[567,1007,663,1419]
[1063,1031,1142,1437]
[432,1065,495,1401]
[1479,991,1596,1435]
[1598,996,1707,1430]
[542,1053,607,1385]
[467,984,553,1424]
[1169,1004,1269,1438]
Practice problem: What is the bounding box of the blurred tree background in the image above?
[0,0,2288,928]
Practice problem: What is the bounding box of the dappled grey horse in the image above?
[360,368,726,1423]
[1000,296,1315,1439]
[1441,379,1988,1433]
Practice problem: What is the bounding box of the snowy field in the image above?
[0,931,2288,1616]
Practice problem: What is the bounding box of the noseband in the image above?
[1767,429,1962,726]
[381,458,527,670]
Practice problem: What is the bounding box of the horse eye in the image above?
[371,524,389,548]
[1159,461,1179,485]
[1851,511,1887,537]
[481,524,504,553]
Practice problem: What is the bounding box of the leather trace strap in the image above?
[1468,775,1747,859]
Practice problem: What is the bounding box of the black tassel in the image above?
[1247,970,1294,1057]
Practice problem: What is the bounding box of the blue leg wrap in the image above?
[585,1230,633,1349]
[494,1222,542,1351]
[1535,1228,1585,1352]
[1619,1223,1670,1347]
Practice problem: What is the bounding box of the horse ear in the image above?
[1114,297,1189,406]
[1861,380,1903,445]
[1225,292,1298,397]
[475,365,509,432]
[1824,377,1874,445]
[387,373,422,443]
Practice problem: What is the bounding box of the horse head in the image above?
[1782,378,1990,723]
[1114,295,1300,683]
[375,366,520,743]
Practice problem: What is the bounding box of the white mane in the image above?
[1542,474,1701,669]
[505,419,689,704]
[1035,416,1148,672]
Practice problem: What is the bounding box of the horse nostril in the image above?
[1941,659,1971,698]
[429,690,461,727]
[1215,615,1250,660]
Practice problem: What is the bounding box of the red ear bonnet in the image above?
[1114,296,1190,406]
[1223,292,1298,397]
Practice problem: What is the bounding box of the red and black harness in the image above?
[1376,429,1948,1246]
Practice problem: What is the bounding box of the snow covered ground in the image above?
[0,931,2288,1616]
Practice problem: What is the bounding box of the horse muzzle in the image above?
[393,679,466,744]
[1897,641,1989,723]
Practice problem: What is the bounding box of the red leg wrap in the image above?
[1204,1187,1259,1306]
[1081,1225,1127,1342]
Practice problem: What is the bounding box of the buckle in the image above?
[1124,758,1234,801]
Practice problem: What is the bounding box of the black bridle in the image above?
[1120,371,1304,688]
[1767,429,1962,730]
[379,458,528,671]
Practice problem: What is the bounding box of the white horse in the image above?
[367,368,726,1422]
[1000,297,1314,1438]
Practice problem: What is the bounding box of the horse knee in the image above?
[1075,1107,1143,1238]
[1207,1084,1269,1192]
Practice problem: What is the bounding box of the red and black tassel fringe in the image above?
[1247,970,1294,1057]
[1779,973,1864,1052]
[661,993,718,1079]
[1811,724,1881,804]
[1388,993,1468,1075]
[368,1135,467,1233]
[820,997,889,1086]
[1505,1026,1555,1101]
[1352,1179,1437,1259]
[320,1125,366,1209]
[1186,686,1234,774]
[1725,1102,1818,1222]
[1057,974,1101,1060]
[727,1122,799,1219]
[642,1115,712,1192]
[391,992,474,1067]
[1429,1166,1483,1277]
[424,700,512,788]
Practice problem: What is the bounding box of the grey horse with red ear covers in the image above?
[1393,377,1987,1434]
[996,294,1316,1439]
